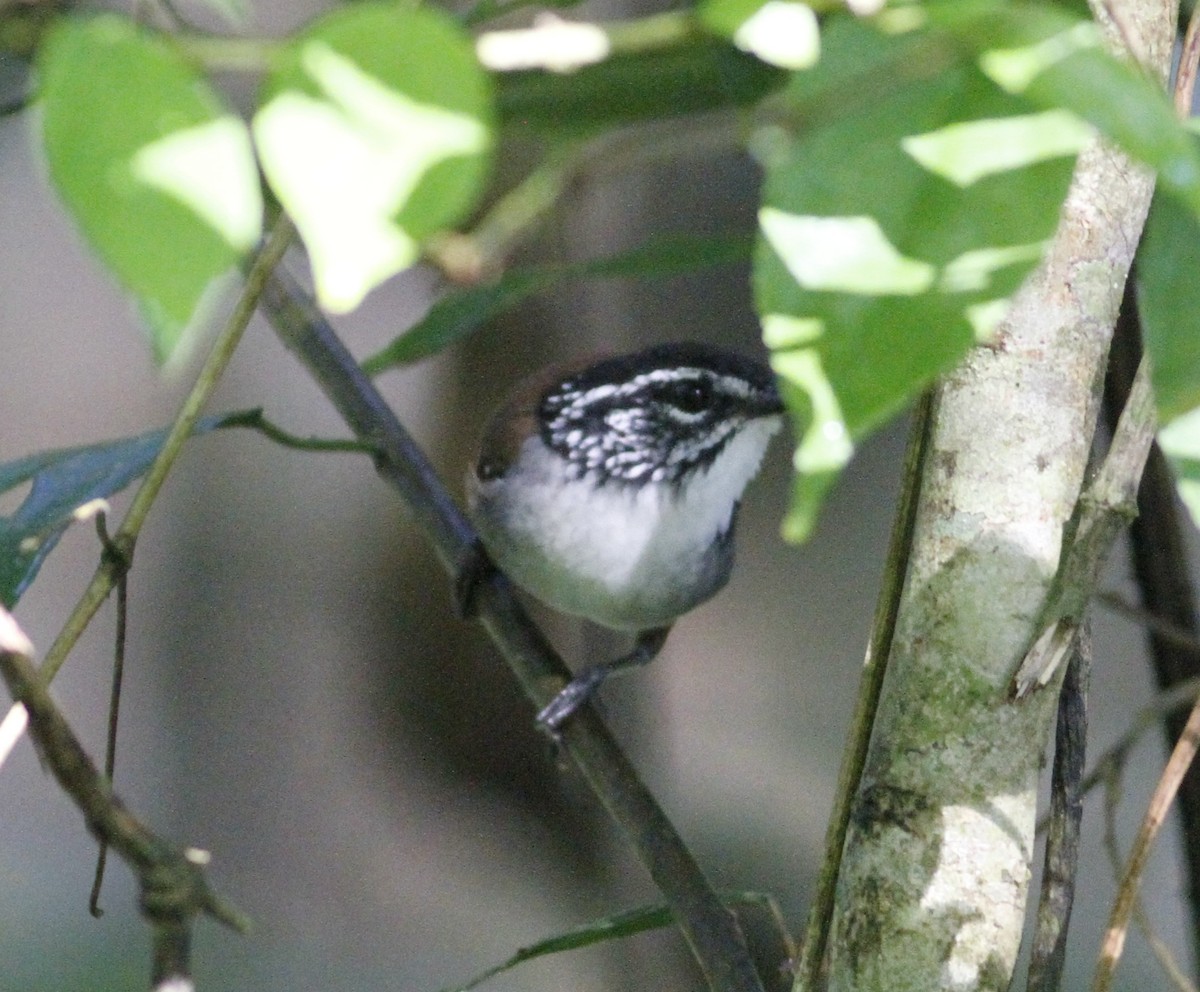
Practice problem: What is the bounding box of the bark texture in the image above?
[825,4,1175,988]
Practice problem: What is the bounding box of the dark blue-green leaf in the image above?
[439,892,786,992]
[0,415,233,606]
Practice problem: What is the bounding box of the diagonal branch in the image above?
[1012,358,1157,697]
[257,264,766,992]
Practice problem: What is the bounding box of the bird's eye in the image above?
[664,378,711,414]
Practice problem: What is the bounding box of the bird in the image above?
[464,340,785,733]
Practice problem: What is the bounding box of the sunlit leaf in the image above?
[38,14,262,362]
[925,2,1200,212]
[756,16,1081,540]
[700,0,819,70]
[254,2,494,313]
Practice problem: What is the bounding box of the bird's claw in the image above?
[535,666,608,736]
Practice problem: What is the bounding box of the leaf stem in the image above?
[171,32,281,73]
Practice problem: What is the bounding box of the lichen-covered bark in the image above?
[825,4,1175,989]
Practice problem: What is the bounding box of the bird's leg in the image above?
[536,626,672,735]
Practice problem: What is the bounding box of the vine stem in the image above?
[0,607,251,990]
[0,213,294,764]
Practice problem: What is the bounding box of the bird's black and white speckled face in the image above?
[538,343,783,489]
[467,342,784,630]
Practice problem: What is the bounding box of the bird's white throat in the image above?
[472,414,781,629]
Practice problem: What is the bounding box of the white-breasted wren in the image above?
[466,341,784,733]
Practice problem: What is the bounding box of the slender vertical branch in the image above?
[44,214,295,685]
[1104,278,1200,967]
[792,391,934,992]
[1028,630,1090,992]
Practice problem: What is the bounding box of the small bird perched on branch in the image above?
[465,341,784,733]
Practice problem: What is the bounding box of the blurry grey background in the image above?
[0,3,1196,990]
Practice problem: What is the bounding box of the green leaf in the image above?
[38,14,262,362]
[495,37,786,136]
[757,15,1081,540]
[363,234,753,371]
[0,415,235,607]
[1158,408,1200,532]
[1136,190,1200,424]
[364,272,551,372]
[442,904,676,992]
[254,2,494,314]
[439,892,786,992]
[925,2,1200,212]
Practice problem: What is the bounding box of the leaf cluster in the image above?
[15,0,1200,540]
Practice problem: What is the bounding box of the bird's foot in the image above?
[535,666,609,737]
[534,626,671,736]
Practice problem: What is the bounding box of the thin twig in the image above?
[0,218,289,986]
[89,510,132,918]
[0,610,250,989]
[426,112,743,284]
[1034,676,1200,838]
[1091,14,1200,986]
[258,264,765,992]
[1068,678,1200,814]
[427,147,574,283]
[1100,747,1199,992]
[792,391,936,992]
[1098,591,1200,657]
[1027,630,1089,992]
[1104,278,1200,965]
[1095,693,1200,991]
[1012,359,1157,696]
[220,407,380,455]
[1176,1,1200,116]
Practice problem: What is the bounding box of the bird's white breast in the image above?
[469,416,780,629]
